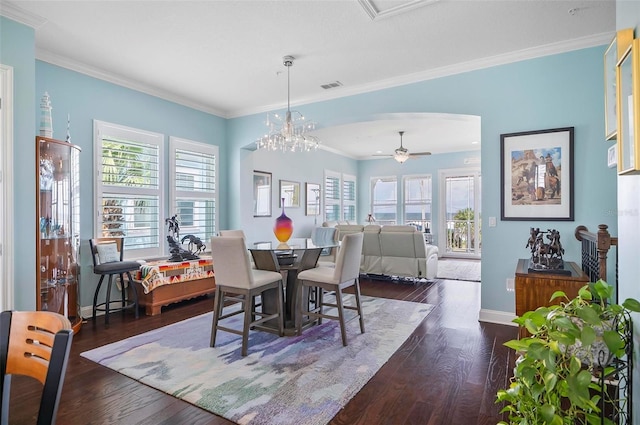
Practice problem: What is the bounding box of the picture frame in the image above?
[500,127,574,221]
[279,180,300,208]
[253,170,272,217]
[305,182,321,216]
[608,144,618,168]
[604,34,618,140]
[617,39,640,175]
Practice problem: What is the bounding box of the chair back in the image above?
[219,230,246,239]
[210,236,253,289]
[333,232,364,283]
[89,237,125,267]
[1,310,73,425]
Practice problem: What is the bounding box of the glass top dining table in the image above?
[247,238,338,335]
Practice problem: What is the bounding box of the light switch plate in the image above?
[489,217,497,227]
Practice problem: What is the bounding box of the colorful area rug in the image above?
[81,295,434,425]
[436,259,481,281]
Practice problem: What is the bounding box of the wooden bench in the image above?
[128,257,216,316]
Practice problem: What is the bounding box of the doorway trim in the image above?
[0,63,14,310]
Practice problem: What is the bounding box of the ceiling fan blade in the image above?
[372,154,393,157]
[409,152,432,157]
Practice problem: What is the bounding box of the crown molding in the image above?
[0,1,47,28]
[230,32,613,118]
[33,30,612,120]
[35,48,229,118]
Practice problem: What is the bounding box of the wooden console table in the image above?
[515,258,588,338]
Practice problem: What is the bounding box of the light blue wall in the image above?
[230,46,616,315]
[1,16,36,310]
[33,61,227,308]
[615,0,640,418]
[3,16,617,321]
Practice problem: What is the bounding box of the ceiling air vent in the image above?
[320,81,343,90]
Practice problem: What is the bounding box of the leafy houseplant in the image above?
[496,280,640,425]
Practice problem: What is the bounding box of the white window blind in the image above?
[94,120,163,258]
[343,174,356,222]
[324,171,341,222]
[169,137,218,246]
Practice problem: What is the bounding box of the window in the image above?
[94,121,163,258]
[94,121,218,259]
[324,171,357,223]
[371,177,397,224]
[403,175,432,232]
[342,174,356,222]
[169,137,218,245]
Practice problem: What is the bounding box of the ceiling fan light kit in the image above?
[256,55,320,153]
[388,131,430,163]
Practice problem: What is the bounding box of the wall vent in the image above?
[320,81,343,90]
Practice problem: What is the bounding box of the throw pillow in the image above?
[96,242,120,264]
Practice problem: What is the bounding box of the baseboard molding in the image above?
[478,309,517,327]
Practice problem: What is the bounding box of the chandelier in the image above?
[256,56,320,152]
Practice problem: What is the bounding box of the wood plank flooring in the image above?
[6,278,518,424]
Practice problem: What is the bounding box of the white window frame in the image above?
[402,174,432,231]
[94,120,164,259]
[0,64,14,310]
[324,170,357,223]
[342,173,357,222]
[169,136,219,249]
[370,175,398,225]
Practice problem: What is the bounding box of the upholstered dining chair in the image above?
[296,232,365,346]
[218,229,247,239]
[210,236,285,356]
[1,310,73,425]
[89,237,141,325]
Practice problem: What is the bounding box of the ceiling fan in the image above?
[375,131,432,163]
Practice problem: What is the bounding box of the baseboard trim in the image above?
[478,309,517,327]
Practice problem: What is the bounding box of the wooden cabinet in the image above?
[514,258,588,338]
[36,136,82,333]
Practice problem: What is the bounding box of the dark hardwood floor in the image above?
[7,278,518,424]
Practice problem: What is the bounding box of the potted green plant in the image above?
[496,279,640,425]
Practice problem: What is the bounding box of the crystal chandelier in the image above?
[256,56,320,152]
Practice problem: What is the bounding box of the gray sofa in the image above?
[322,222,438,279]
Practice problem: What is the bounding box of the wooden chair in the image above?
[1,310,73,425]
[89,237,141,325]
[296,232,365,346]
[210,236,285,356]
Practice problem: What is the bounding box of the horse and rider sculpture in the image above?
[165,214,206,262]
[526,227,564,270]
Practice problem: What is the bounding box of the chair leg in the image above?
[317,289,324,325]
[296,281,304,336]
[276,281,284,337]
[104,275,114,325]
[241,291,252,356]
[210,286,223,347]
[126,271,139,319]
[354,278,365,334]
[119,274,126,311]
[335,287,348,346]
[92,275,106,322]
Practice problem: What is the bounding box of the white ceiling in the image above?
[3,0,614,158]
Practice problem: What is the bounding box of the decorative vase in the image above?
[274,198,293,242]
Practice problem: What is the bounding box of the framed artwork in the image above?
[604,34,618,140]
[253,170,272,217]
[608,144,618,168]
[279,180,300,208]
[305,182,321,216]
[500,127,574,221]
[617,39,640,175]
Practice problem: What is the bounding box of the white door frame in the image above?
[438,167,481,259]
[0,64,15,310]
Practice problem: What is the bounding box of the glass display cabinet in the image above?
[36,136,82,333]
